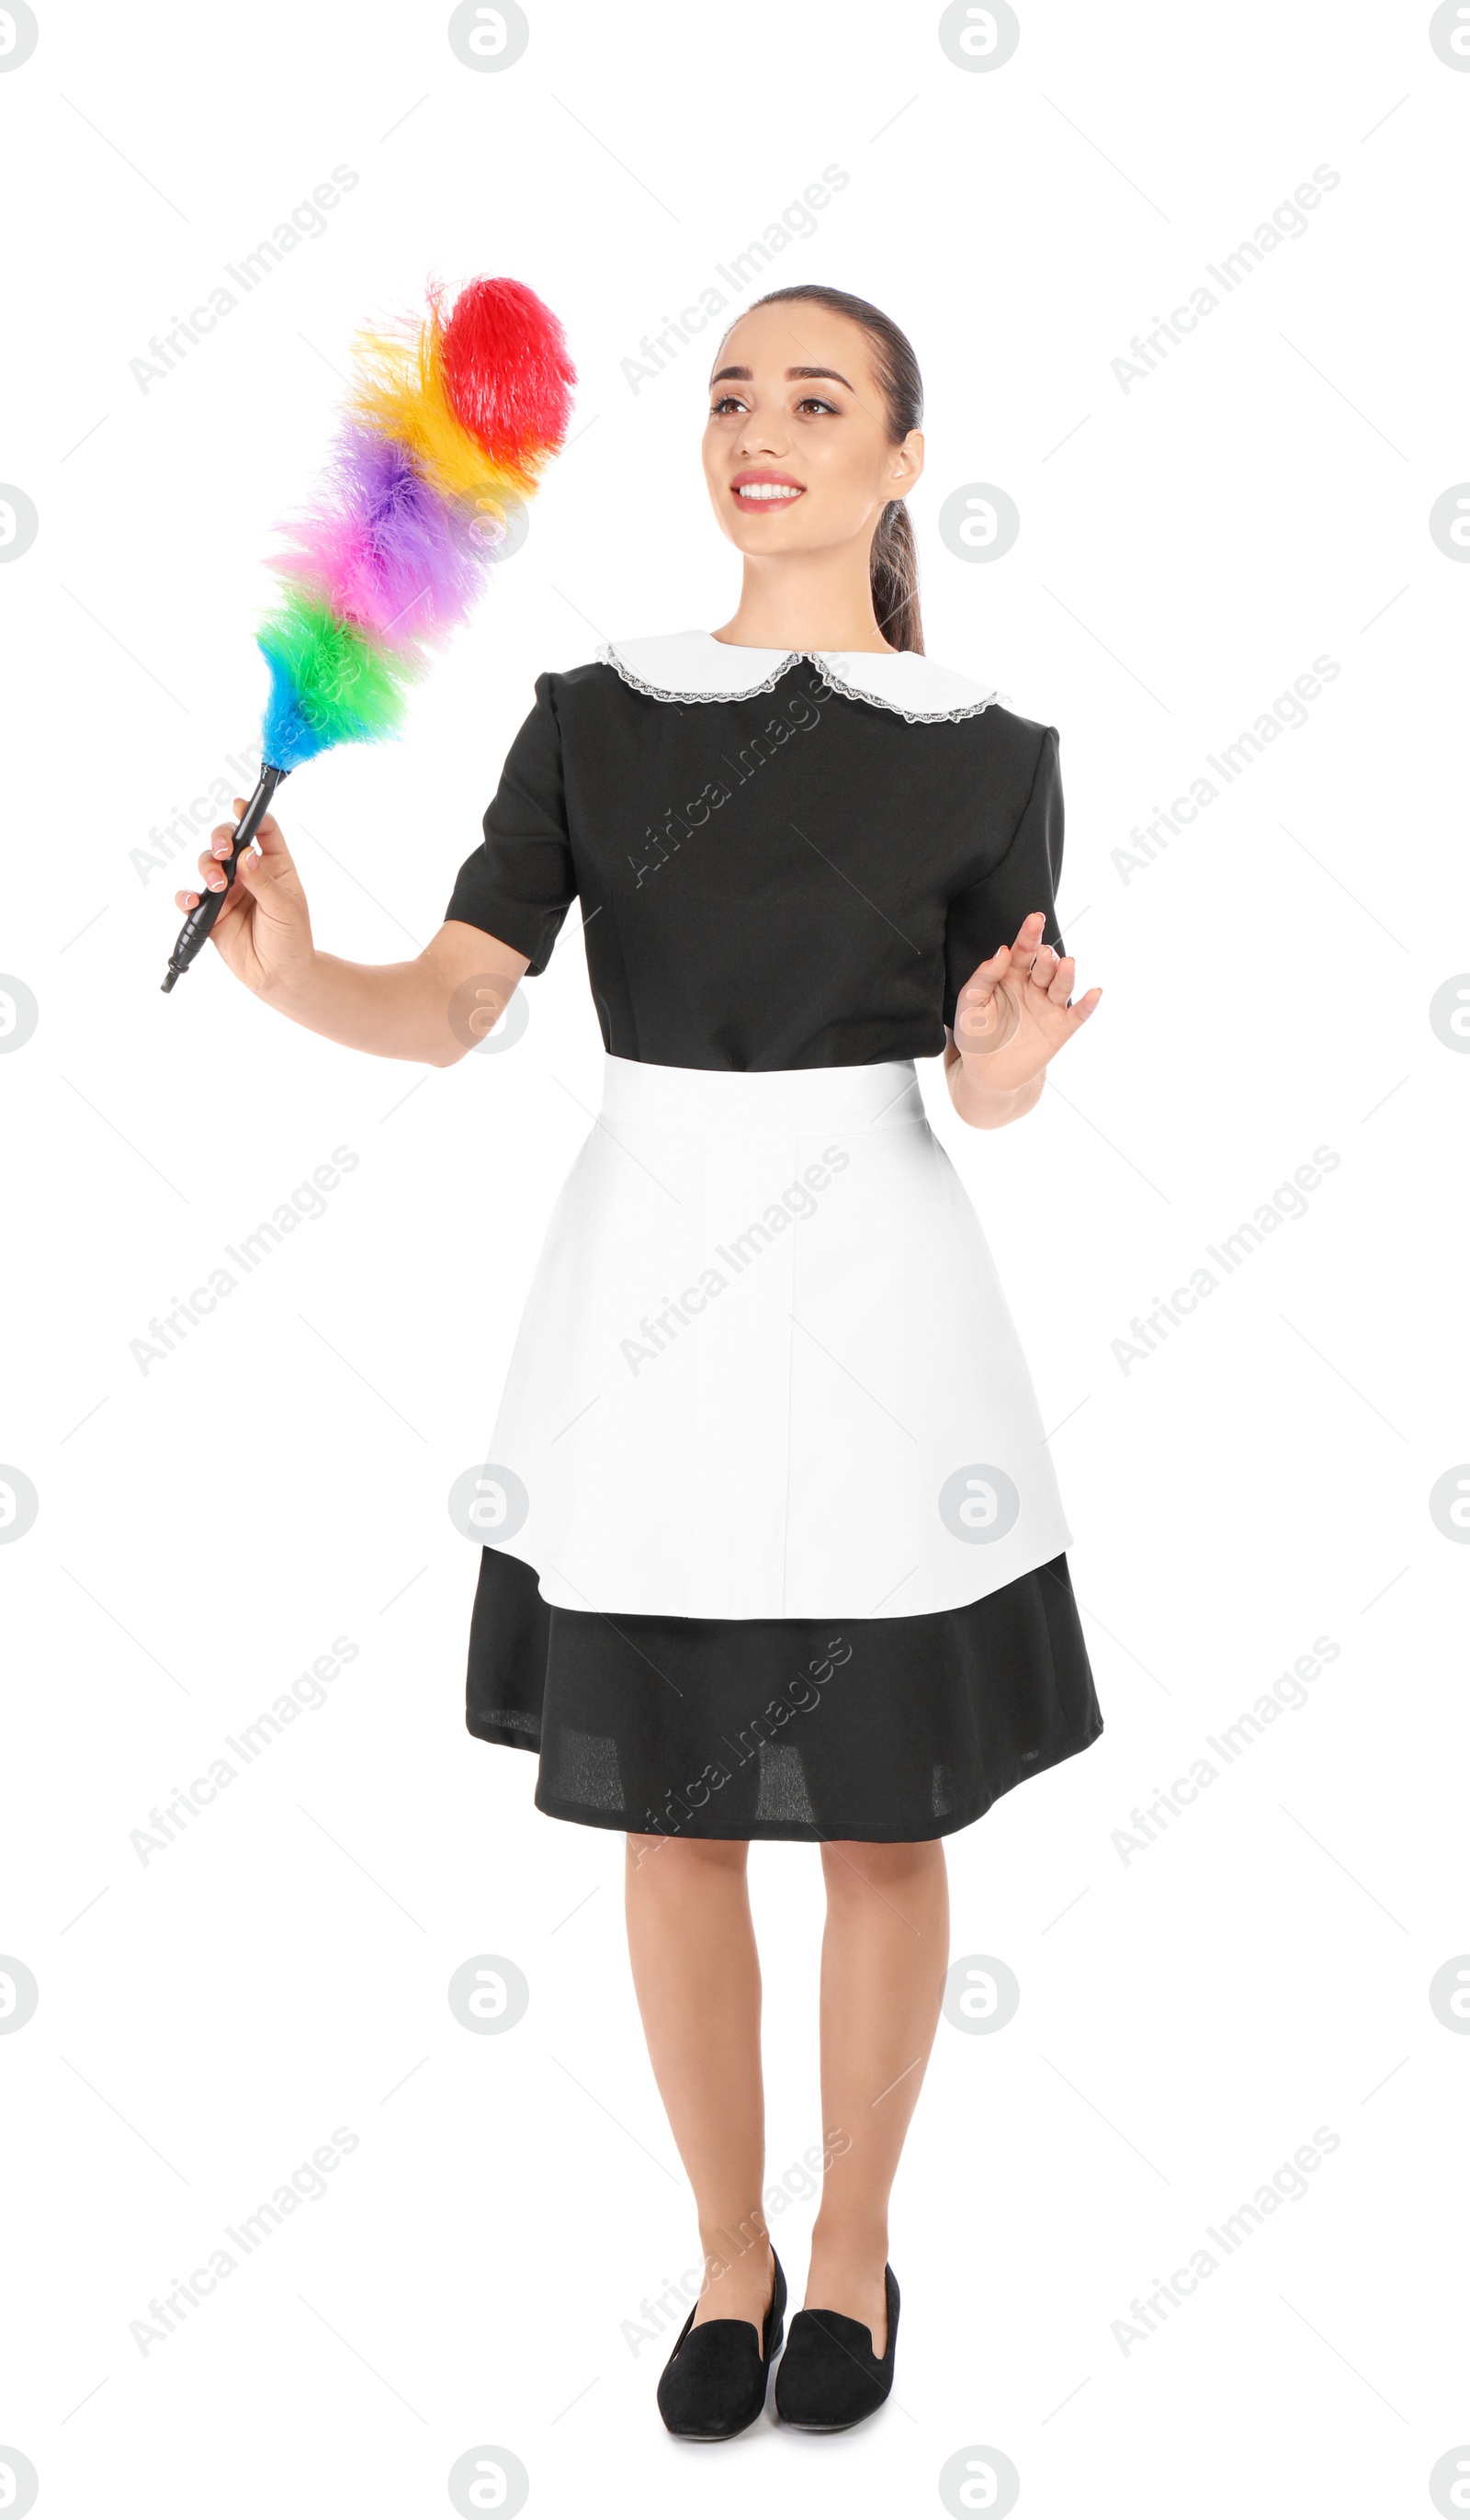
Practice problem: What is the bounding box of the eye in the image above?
[795,395,838,415]
[709,393,746,416]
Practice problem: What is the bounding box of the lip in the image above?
[729,468,806,510]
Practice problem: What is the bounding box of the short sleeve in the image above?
[444,674,576,974]
[942,723,1066,1028]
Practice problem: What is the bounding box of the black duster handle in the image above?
[160,763,287,992]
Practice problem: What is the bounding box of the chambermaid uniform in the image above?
[445,630,1102,1842]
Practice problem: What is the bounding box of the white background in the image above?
[2,2,1468,2513]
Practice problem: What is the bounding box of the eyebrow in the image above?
[709,364,854,390]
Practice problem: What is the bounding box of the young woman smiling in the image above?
[178,283,1103,2440]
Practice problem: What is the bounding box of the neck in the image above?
[713,543,897,654]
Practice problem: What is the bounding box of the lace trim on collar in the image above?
[806,653,1002,725]
[595,641,800,706]
[594,639,1005,725]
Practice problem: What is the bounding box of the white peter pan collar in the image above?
[596,629,1006,725]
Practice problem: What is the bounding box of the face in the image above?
[701,299,922,564]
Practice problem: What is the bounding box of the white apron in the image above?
[476,1055,1072,1621]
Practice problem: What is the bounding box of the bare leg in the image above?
[624,1835,775,2335]
[806,1837,950,2355]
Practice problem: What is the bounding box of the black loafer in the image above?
[775,2264,899,2431]
[656,2248,786,2440]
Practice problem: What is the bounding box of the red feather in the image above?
[440,277,577,472]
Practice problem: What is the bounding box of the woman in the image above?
[177,283,1103,2440]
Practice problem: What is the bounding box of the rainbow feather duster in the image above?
[163,276,574,989]
[257,276,575,771]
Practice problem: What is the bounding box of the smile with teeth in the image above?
[734,480,804,502]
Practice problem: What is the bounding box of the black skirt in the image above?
[466,1544,1102,1844]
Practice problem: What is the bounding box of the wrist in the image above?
[949,1057,1043,1127]
[255,944,321,1015]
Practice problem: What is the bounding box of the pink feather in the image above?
[269,425,487,657]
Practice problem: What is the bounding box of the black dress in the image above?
[444,631,1103,1842]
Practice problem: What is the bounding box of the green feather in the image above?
[256,590,413,770]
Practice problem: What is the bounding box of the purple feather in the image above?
[269,425,486,655]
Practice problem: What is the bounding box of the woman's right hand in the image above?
[175,800,317,1000]
[174,812,529,1064]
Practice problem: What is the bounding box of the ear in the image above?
[889,427,924,494]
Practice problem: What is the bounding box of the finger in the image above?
[1010,911,1046,976]
[960,943,1012,1005]
[176,863,242,906]
[1029,943,1059,991]
[197,846,232,892]
[1069,986,1102,1021]
[956,953,1009,1033]
[1045,954,1076,1006]
[956,966,1022,1055]
[232,800,288,858]
[204,814,264,882]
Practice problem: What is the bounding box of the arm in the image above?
[941,726,1100,1129]
[176,800,527,1067]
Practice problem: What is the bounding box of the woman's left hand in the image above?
[951,910,1102,1096]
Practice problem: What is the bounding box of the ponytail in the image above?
[869,497,922,655]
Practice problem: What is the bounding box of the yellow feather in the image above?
[348,303,535,522]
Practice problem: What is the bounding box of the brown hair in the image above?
[740,282,925,653]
